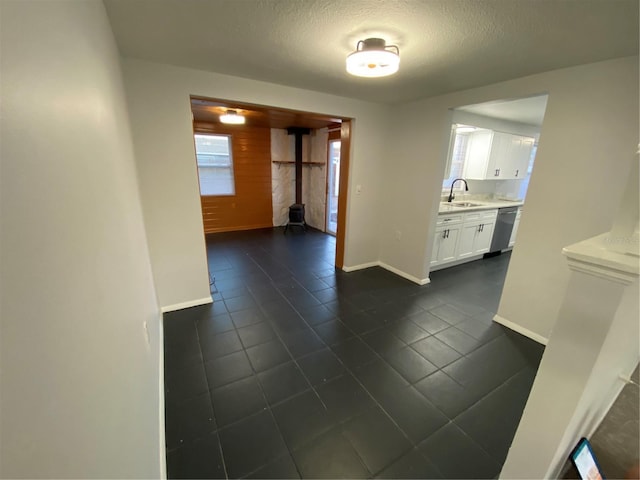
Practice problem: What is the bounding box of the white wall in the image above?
[0,1,163,478]
[122,59,389,308]
[380,56,638,341]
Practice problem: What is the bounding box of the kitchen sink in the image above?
[450,202,483,207]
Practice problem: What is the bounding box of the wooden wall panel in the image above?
[194,122,273,234]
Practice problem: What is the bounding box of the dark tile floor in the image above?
[164,228,544,479]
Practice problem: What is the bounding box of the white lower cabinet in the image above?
[431,209,497,268]
[475,219,495,254]
[457,223,479,259]
[431,224,461,266]
[430,213,463,267]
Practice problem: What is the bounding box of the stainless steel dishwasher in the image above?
[489,206,519,253]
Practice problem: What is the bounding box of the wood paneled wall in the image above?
[193,122,273,233]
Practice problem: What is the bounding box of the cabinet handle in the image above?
[477,225,481,233]
[497,168,500,176]
[446,229,450,238]
[515,169,519,177]
[442,230,446,239]
[480,224,484,232]
[494,169,499,177]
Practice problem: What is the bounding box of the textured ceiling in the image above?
[104,0,639,104]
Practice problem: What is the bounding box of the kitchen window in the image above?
[194,134,235,196]
[442,126,470,191]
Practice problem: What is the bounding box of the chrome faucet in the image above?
[447,178,469,202]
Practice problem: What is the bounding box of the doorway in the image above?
[189,96,352,269]
[431,94,548,273]
[326,137,341,235]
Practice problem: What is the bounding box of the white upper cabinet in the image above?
[462,130,534,180]
[513,136,535,179]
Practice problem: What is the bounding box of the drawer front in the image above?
[481,209,498,220]
[463,211,482,223]
[464,209,497,224]
[437,214,463,226]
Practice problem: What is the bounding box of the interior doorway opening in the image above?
[430,93,549,273]
[326,133,341,235]
[188,96,352,270]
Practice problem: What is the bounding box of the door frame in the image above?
[189,95,353,271]
[334,120,351,270]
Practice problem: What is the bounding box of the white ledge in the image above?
[563,233,639,284]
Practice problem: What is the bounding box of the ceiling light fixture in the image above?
[219,110,245,124]
[346,38,400,78]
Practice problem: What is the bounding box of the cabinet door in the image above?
[457,223,478,259]
[514,137,534,179]
[487,132,512,179]
[430,228,444,266]
[439,225,460,263]
[463,131,493,179]
[474,220,495,254]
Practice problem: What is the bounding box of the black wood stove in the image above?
[285,203,306,233]
[284,127,310,234]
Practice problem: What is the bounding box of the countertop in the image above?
[438,199,524,214]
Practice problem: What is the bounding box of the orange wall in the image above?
[194,122,273,233]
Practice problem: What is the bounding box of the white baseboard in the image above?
[378,262,431,285]
[342,261,380,272]
[493,314,549,345]
[160,296,213,313]
[342,261,430,286]
[430,254,485,271]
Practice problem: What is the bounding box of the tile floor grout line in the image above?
[230,348,303,479]
[191,316,231,480]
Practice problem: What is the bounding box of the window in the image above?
[194,134,235,195]
[442,125,471,191]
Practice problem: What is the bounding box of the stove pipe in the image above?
[287,127,311,204]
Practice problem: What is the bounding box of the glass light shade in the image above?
[219,111,245,124]
[346,47,400,78]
